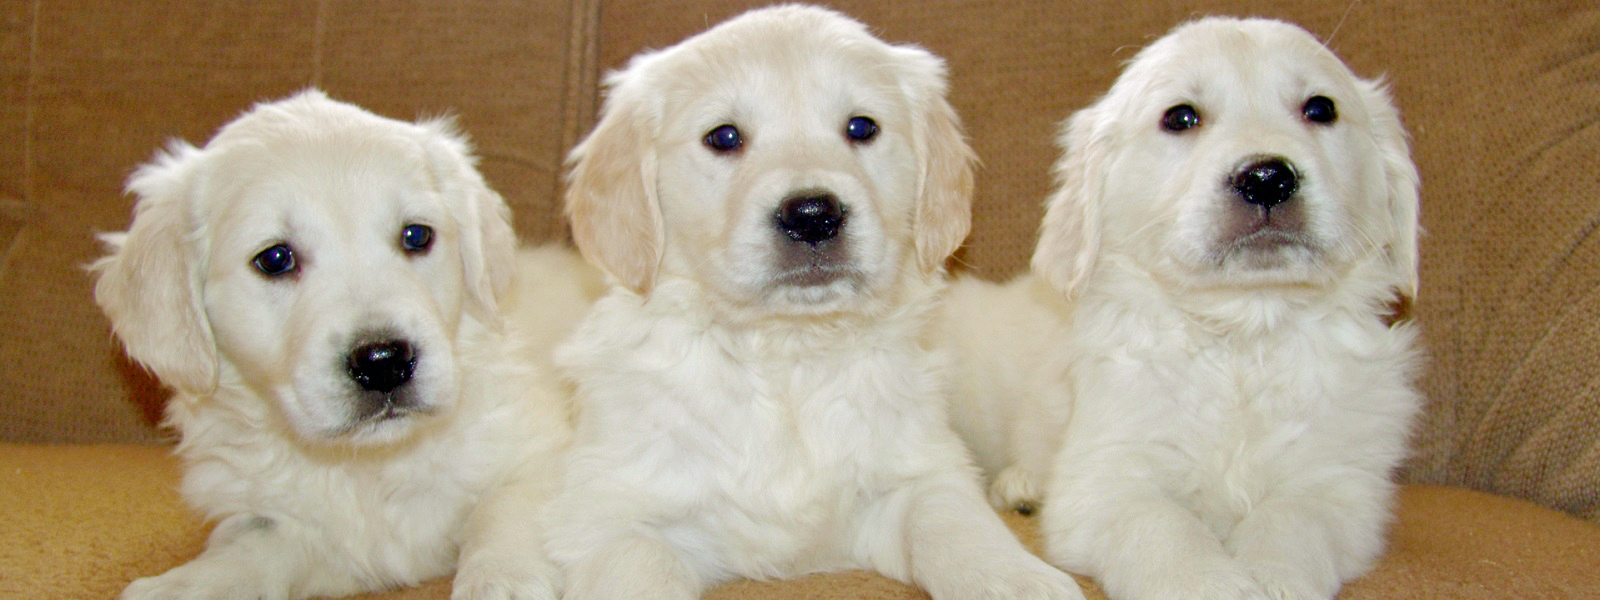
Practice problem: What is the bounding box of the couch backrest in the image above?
[2,0,1596,522]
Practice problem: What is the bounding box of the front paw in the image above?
[451,556,560,600]
[1245,565,1334,600]
[1114,563,1268,600]
[122,566,287,600]
[931,555,1085,600]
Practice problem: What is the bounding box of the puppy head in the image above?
[92,89,516,445]
[565,5,974,314]
[1033,17,1418,299]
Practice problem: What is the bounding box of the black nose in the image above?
[1231,158,1299,207]
[775,193,846,245]
[347,340,415,393]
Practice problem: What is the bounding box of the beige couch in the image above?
[3,1,1598,598]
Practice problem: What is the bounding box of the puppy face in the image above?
[94,90,515,445]
[1034,18,1419,297]
[566,5,974,315]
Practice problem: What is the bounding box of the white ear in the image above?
[1361,78,1421,299]
[91,143,218,394]
[419,118,517,328]
[564,66,664,294]
[896,45,977,274]
[1031,107,1108,299]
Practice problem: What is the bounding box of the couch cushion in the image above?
[5,443,1597,599]
[1394,4,1600,523]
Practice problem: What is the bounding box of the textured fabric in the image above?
[1392,3,1600,523]
[4,444,1599,599]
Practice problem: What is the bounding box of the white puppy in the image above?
[93,90,596,600]
[944,17,1422,600]
[544,6,1082,600]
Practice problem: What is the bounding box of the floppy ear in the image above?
[419,118,517,328]
[91,143,218,394]
[1361,78,1421,299]
[897,46,977,274]
[1030,107,1108,299]
[564,68,664,294]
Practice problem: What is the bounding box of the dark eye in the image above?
[400,224,433,252]
[252,244,296,277]
[1161,104,1202,132]
[703,124,743,153]
[845,116,878,143]
[1303,95,1337,124]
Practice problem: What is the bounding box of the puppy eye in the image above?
[252,244,297,277]
[1161,104,1202,133]
[400,224,433,253]
[703,124,743,153]
[844,116,878,143]
[1302,95,1338,124]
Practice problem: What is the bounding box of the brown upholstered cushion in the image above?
[1391,5,1600,523]
[5,444,1598,599]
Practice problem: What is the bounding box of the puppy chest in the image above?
[1115,340,1410,518]
[629,400,873,573]
[692,383,884,507]
[629,363,920,559]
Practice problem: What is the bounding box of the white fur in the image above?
[546,6,1082,600]
[943,17,1422,600]
[93,90,598,600]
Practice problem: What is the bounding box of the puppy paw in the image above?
[450,578,558,600]
[451,557,560,600]
[929,556,1085,600]
[1255,580,1324,600]
[989,465,1041,513]
[122,570,284,600]
[1127,567,1268,600]
[1247,567,1334,600]
[979,565,1085,600]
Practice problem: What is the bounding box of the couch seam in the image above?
[2,0,42,276]
[24,0,37,205]
[555,0,601,243]
[310,0,327,87]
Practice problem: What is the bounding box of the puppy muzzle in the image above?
[1231,157,1298,208]
[1210,155,1317,267]
[775,191,847,245]
[342,333,429,427]
[770,189,856,288]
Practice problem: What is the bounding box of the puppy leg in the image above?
[122,513,345,600]
[1224,474,1394,600]
[452,465,563,600]
[893,475,1085,600]
[557,530,700,600]
[1042,473,1267,600]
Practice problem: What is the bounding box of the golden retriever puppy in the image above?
[943,17,1422,600]
[544,6,1083,600]
[93,90,597,600]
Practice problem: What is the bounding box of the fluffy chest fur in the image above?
[555,280,956,577]
[1058,275,1421,534]
[165,324,560,586]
